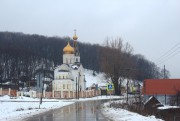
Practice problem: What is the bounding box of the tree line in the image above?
[100,38,169,95]
[0,32,169,92]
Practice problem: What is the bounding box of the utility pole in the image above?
[126,80,129,103]
[39,66,45,109]
[78,72,80,99]
[76,77,77,99]
[164,65,166,79]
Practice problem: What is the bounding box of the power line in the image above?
[154,41,180,62]
[157,49,180,65]
[156,46,180,64]
[154,41,180,65]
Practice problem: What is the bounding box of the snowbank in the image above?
[101,101,164,121]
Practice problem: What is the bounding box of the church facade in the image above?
[52,32,86,97]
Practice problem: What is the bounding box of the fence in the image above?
[0,88,101,99]
[0,88,17,97]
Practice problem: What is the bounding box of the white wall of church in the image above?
[75,56,80,63]
[63,54,75,64]
[54,72,71,80]
[71,66,86,91]
[53,80,73,91]
[53,64,86,92]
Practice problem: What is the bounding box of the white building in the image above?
[52,32,86,94]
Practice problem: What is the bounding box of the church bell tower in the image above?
[73,30,80,63]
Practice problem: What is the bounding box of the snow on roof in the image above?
[98,82,107,87]
[144,96,154,105]
[2,81,11,85]
[71,65,79,69]
[158,105,180,110]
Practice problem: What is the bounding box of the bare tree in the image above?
[100,37,134,95]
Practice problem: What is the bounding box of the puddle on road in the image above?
[26,100,109,121]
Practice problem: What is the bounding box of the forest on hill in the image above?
[0,32,169,91]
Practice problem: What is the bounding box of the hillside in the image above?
[0,31,100,71]
[84,69,106,87]
[0,31,166,92]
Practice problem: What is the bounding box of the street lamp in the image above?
[83,75,86,90]
[126,79,129,103]
[76,77,77,99]
[39,64,45,108]
[78,71,80,99]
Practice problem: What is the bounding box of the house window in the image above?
[63,84,65,89]
[67,84,68,89]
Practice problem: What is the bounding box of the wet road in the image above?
[26,100,110,121]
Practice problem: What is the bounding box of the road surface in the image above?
[26,100,111,121]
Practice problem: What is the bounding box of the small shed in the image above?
[144,96,163,111]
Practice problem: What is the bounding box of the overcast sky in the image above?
[0,0,180,78]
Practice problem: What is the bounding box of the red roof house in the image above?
[142,79,180,95]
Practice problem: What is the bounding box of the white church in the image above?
[52,32,86,97]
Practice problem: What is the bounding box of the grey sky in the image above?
[0,0,180,78]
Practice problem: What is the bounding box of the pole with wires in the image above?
[164,65,166,79]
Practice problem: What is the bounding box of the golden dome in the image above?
[73,34,78,40]
[63,42,74,54]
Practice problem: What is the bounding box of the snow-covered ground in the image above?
[0,95,72,121]
[101,100,164,121]
[0,70,165,121]
[84,69,106,87]
[0,95,121,121]
[0,95,165,121]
